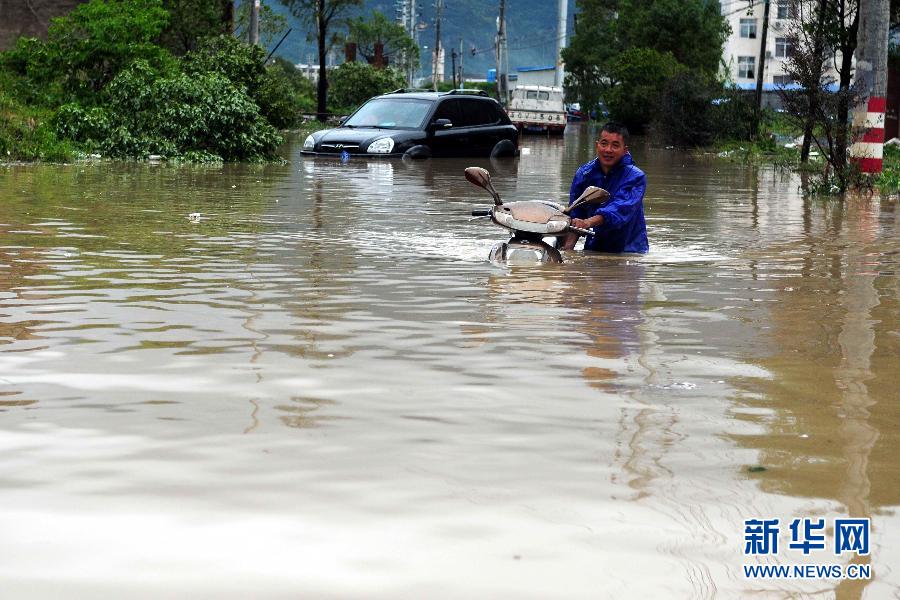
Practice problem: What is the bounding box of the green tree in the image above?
[346,11,419,73]
[328,61,405,110]
[616,0,729,74]
[279,0,363,121]
[561,0,618,112]
[563,0,728,117]
[159,0,233,55]
[604,47,683,131]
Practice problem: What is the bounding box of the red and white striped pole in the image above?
[849,0,890,174]
[850,96,886,173]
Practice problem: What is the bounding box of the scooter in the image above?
[464,166,609,264]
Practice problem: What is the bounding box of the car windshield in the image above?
[343,98,433,129]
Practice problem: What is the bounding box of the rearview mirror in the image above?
[464,166,502,206]
[563,186,610,214]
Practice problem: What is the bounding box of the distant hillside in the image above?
[247,0,576,78]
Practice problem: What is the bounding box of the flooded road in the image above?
[1,127,898,598]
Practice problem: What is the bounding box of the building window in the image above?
[738,56,756,79]
[740,18,757,38]
[773,74,795,86]
[776,0,797,19]
[775,37,793,58]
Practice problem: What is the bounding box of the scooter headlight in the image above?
[367,137,395,154]
[303,134,315,150]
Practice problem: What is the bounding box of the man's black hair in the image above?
[598,121,630,146]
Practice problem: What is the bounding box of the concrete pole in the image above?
[497,0,508,104]
[556,0,567,87]
[249,0,260,46]
[850,0,891,173]
[433,0,443,90]
[459,38,465,89]
[410,0,418,87]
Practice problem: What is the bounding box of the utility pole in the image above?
[459,38,465,89]
[850,0,891,173]
[249,0,260,46]
[753,0,771,137]
[496,0,508,105]
[555,0,567,87]
[396,0,419,87]
[432,0,443,90]
[451,48,457,88]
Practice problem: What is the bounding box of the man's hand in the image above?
[571,218,589,229]
[571,215,604,230]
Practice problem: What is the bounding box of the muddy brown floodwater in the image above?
[0,126,897,598]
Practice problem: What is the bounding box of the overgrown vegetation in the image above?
[1,0,426,162]
[0,0,325,162]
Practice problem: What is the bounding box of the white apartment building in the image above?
[720,0,840,92]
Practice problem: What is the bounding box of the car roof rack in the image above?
[445,89,489,97]
[387,88,433,94]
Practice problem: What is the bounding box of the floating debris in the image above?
[188,213,202,223]
[650,381,698,390]
[747,465,767,473]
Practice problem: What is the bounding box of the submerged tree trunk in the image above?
[800,0,829,163]
[834,9,859,188]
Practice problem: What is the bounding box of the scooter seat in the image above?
[492,201,569,235]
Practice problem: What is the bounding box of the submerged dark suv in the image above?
[302,90,519,159]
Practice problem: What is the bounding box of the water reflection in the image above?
[727,191,898,598]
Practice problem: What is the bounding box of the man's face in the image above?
[595,131,627,170]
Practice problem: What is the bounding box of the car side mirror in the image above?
[339,116,349,125]
[432,118,453,129]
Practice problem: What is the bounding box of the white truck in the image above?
[506,85,567,134]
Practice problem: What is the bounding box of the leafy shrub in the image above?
[710,86,757,142]
[1,90,73,162]
[656,71,720,146]
[328,62,406,111]
[605,48,684,131]
[7,0,173,101]
[183,35,266,94]
[256,57,317,128]
[57,60,281,160]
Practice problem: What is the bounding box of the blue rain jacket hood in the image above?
[568,151,649,253]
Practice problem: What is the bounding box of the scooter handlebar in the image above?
[568,225,594,236]
[471,208,492,217]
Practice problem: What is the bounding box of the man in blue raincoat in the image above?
[560,122,649,253]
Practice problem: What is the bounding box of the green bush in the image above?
[1,89,73,162]
[656,71,721,146]
[1,1,311,162]
[183,35,266,94]
[256,57,317,128]
[56,60,281,160]
[710,86,757,142]
[328,62,406,111]
[5,0,173,102]
[605,48,684,131]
